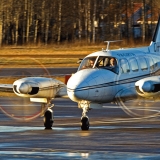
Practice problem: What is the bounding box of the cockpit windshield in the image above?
[78,56,97,70]
[78,56,119,74]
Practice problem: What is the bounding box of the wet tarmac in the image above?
[0,98,160,159]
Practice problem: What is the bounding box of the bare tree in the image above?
[44,0,50,45]
[41,1,45,43]
[57,0,62,44]
[142,0,146,42]
[78,0,82,41]
[92,0,97,43]
[0,0,3,46]
[0,0,159,46]
[26,0,30,44]
[87,0,91,43]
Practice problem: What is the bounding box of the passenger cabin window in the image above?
[148,57,155,71]
[129,57,138,72]
[78,56,119,74]
[152,56,158,68]
[120,59,130,73]
[139,57,148,71]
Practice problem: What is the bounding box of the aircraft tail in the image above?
[152,16,160,43]
[149,15,160,53]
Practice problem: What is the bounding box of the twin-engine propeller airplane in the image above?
[1,16,160,130]
[67,16,160,130]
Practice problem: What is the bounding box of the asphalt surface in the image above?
[0,97,160,159]
[0,67,160,159]
[0,67,77,77]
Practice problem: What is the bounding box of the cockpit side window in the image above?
[96,56,118,74]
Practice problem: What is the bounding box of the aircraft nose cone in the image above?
[67,74,89,102]
[67,69,116,103]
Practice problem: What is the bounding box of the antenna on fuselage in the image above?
[104,40,123,51]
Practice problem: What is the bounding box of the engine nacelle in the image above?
[135,76,160,98]
[13,77,66,99]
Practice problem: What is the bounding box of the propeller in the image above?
[0,57,51,121]
[116,85,160,119]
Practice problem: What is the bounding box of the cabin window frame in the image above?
[119,58,130,74]
[152,56,159,69]
[137,56,148,71]
[146,56,155,72]
[129,57,139,72]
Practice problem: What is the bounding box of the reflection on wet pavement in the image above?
[0,98,160,159]
[0,151,160,160]
[0,125,159,133]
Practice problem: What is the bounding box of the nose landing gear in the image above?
[81,116,89,130]
[79,100,90,130]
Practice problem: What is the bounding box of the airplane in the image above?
[1,16,160,130]
[67,16,160,130]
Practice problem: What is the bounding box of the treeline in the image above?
[0,0,159,46]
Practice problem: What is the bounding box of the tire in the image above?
[44,109,54,129]
[81,116,89,130]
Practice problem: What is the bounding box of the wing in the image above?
[0,84,13,92]
[0,77,68,103]
[13,77,68,102]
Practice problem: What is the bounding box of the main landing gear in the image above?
[79,100,90,130]
[44,108,54,129]
[42,100,91,130]
[42,103,54,129]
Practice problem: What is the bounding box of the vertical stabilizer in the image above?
[149,15,160,53]
[152,16,160,42]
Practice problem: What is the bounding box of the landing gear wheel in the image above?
[81,116,89,130]
[44,108,54,129]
